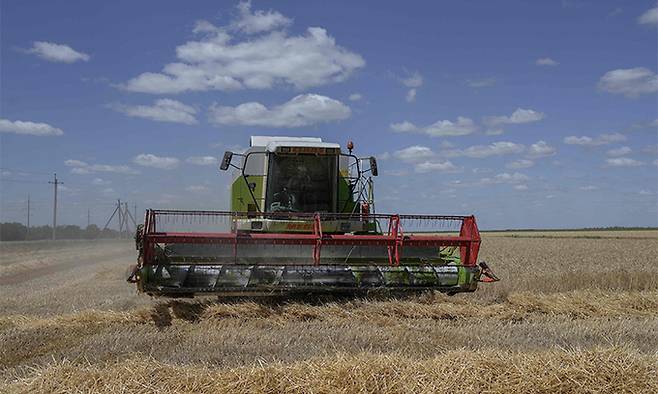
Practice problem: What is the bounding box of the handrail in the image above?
[140,209,481,267]
[147,209,471,221]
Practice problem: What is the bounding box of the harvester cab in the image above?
[129,136,498,297]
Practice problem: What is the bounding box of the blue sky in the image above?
[1,0,657,229]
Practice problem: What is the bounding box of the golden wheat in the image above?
[1,233,657,393]
[3,347,656,394]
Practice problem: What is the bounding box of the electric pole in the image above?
[124,202,130,234]
[26,194,31,236]
[124,202,137,234]
[103,200,120,232]
[49,173,63,240]
[117,199,123,236]
[103,199,137,238]
[87,208,90,228]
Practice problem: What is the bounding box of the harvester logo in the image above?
[285,223,313,230]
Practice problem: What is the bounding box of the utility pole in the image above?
[124,202,130,234]
[117,199,123,236]
[103,200,120,232]
[124,202,137,234]
[26,194,31,236]
[102,199,137,238]
[87,208,90,228]
[49,173,63,240]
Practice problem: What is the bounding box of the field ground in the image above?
[1,231,657,393]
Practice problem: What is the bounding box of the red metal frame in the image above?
[140,210,481,267]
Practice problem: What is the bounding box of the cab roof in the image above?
[250,136,324,147]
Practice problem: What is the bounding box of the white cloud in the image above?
[606,146,632,157]
[121,6,364,94]
[424,117,478,136]
[598,67,658,97]
[564,136,595,145]
[466,78,496,88]
[605,157,644,167]
[485,108,545,127]
[446,141,525,158]
[383,169,409,177]
[133,154,180,170]
[26,41,89,63]
[393,146,434,162]
[639,189,654,195]
[536,57,559,66]
[601,134,627,144]
[405,88,417,103]
[414,160,458,173]
[186,156,218,166]
[526,140,556,158]
[208,94,350,128]
[401,72,423,88]
[563,132,626,146]
[64,159,88,167]
[348,93,362,101]
[579,185,599,191]
[0,118,63,136]
[654,159,658,167]
[400,72,422,103]
[232,1,292,34]
[513,184,529,191]
[186,185,209,193]
[91,178,111,186]
[481,172,529,185]
[390,121,417,133]
[506,159,534,169]
[642,145,658,155]
[112,99,198,125]
[390,116,477,137]
[638,6,658,25]
[65,159,139,175]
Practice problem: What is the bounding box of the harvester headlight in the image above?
[251,221,263,230]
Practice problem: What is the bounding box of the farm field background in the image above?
[1,231,657,393]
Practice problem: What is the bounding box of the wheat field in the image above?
[1,232,657,393]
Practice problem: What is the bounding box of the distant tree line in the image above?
[0,222,124,241]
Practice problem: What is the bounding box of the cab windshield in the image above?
[265,154,337,213]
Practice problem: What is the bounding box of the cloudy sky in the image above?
[1,1,657,229]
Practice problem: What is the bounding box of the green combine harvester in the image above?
[129,136,498,297]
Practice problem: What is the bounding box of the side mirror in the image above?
[219,151,233,171]
[369,157,378,176]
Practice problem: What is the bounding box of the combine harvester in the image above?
[129,136,498,297]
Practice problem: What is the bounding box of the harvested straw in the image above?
[3,347,656,394]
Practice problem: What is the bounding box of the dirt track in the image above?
[1,234,657,393]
